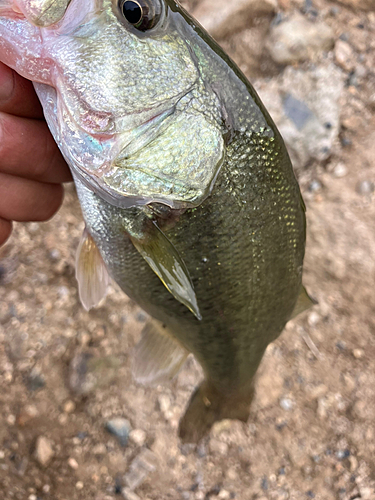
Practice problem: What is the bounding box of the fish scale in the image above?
[0,0,310,442]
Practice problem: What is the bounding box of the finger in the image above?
[0,62,44,119]
[0,173,64,222]
[0,111,72,184]
[0,218,12,246]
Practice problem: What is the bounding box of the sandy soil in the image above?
[0,1,374,499]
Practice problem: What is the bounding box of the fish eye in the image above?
[119,0,162,32]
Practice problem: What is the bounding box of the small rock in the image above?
[209,439,229,455]
[359,487,374,499]
[34,436,54,467]
[334,40,355,72]
[28,495,37,500]
[68,457,79,470]
[124,449,158,490]
[63,400,76,414]
[158,394,171,414]
[17,405,39,426]
[266,12,334,65]
[0,450,5,459]
[27,367,46,392]
[218,490,230,500]
[333,163,348,178]
[106,418,132,447]
[129,429,147,447]
[122,488,141,500]
[93,443,107,455]
[280,397,294,411]
[309,385,328,400]
[76,481,84,490]
[192,0,277,39]
[6,414,16,425]
[309,180,322,193]
[349,455,358,471]
[352,348,365,359]
[352,400,368,420]
[69,352,121,396]
[356,180,374,195]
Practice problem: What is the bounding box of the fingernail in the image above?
[0,62,15,102]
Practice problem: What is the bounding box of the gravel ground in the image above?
[1,1,375,499]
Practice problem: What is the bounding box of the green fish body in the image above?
[0,0,308,441]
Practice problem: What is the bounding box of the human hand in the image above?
[0,62,72,246]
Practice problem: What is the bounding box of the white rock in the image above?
[335,40,356,72]
[129,429,147,447]
[266,12,334,65]
[34,436,54,467]
[68,457,79,470]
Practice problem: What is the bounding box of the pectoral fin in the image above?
[290,286,317,319]
[131,221,201,320]
[75,227,110,311]
[132,319,189,386]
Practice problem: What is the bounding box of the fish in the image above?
[0,0,313,442]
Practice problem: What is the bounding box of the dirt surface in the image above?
[1,1,375,499]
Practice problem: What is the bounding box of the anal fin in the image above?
[75,226,110,311]
[132,319,189,386]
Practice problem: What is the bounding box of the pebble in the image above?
[93,443,107,455]
[68,457,79,470]
[124,449,158,490]
[17,404,39,426]
[158,394,171,414]
[192,0,277,39]
[335,40,356,72]
[333,162,348,178]
[106,418,132,447]
[6,414,16,425]
[266,12,334,65]
[69,352,120,395]
[28,495,37,500]
[356,180,374,195]
[352,348,365,359]
[76,481,84,490]
[209,439,229,455]
[218,490,230,499]
[280,397,294,411]
[64,400,76,414]
[0,451,4,459]
[129,429,147,447]
[34,436,54,467]
[27,367,46,391]
[122,488,141,500]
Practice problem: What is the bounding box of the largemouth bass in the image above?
[0,0,311,442]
